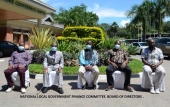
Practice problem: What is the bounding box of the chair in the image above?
[11,69,30,87]
[43,71,60,87]
[77,71,98,89]
[112,71,125,89]
[141,72,165,91]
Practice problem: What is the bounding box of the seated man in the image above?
[4,42,32,93]
[42,42,64,94]
[105,40,133,92]
[78,41,99,90]
[141,38,165,94]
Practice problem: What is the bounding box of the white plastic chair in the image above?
[77,71,98,89]
[11,69,30,87]
[43,71,60,87]
[141,72,165,91]
[112,71,125,89]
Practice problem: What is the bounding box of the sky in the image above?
[41,0,169,27]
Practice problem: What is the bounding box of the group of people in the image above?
[4,38,165,94]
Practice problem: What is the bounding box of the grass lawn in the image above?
[29,58,143,74]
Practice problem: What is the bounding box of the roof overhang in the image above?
[0,0,56,20]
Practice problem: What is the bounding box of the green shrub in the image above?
[97,37,118,51]
[31,50,46,64]
[62,26,105,41]
[127,44,138,56]
[27,27,56,50]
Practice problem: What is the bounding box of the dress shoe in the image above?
[82,82,88,90]
[125,86,133,92]
[105,86,114,91]
[6,86,14,93]
[42,87,48,93]
[93,85,96,90]
[58,88,64,94]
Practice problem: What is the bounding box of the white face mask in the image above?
[51,47,57,51]
[86,45,91,49]
[18,46,24,51]
[114,44,120,49]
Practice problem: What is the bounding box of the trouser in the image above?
[143,65,165,89]
[4,67,27,88]
[78,65,100,86]
[43,66,63,88]
[106,64,132,87]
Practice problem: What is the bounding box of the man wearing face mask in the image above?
[78,41,99,90]
[4,42,32,93]
[42,42,64,94]
[105,40,133,92]
[141,38,165,94]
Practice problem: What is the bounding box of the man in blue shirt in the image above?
[78,41,99,90]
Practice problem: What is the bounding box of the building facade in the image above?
[0,0,64,48]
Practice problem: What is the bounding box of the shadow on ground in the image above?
[130,84,149,92]
[35,83,62,94]
[0,85,8,92]
[0,85,24,93]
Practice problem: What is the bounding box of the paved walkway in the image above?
[0,55,170,107]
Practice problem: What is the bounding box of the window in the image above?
[159,39,166,44]
[140,43,147,46]
[7,42,14,46]
[132,43,139,47]
[13,34,20,44]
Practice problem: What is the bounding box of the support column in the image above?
[5,27,13,42]
[37,19,42,30]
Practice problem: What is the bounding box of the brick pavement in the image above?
[0,56,170,107]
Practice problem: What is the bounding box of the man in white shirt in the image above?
[141,38,165,94]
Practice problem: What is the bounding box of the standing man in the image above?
[4,42,32,93]
[105,40,133,92]
[141,38,165,94]
[78,41,99,90]
[42,42,64,94]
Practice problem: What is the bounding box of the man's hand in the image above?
[112,63,118,69]
[8,65,13,69]
[85,66,92,71]
[44,68,48,73]
[58,66,62,73]
[121,62,126,69]
[151,64,157,69]
[19,65,25,69]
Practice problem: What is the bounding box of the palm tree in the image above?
[153,0,170,37]
[127,0,152,41]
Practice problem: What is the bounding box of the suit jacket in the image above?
[43,51,64,68]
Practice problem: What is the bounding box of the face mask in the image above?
[114,44,120,50]
[51,47,57,51]
[86,45,91,49]
[18,46,24,51]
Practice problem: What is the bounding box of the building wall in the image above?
[0,27,7,41]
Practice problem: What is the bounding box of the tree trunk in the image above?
[142,19,146,42]
[158,14,161,38]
